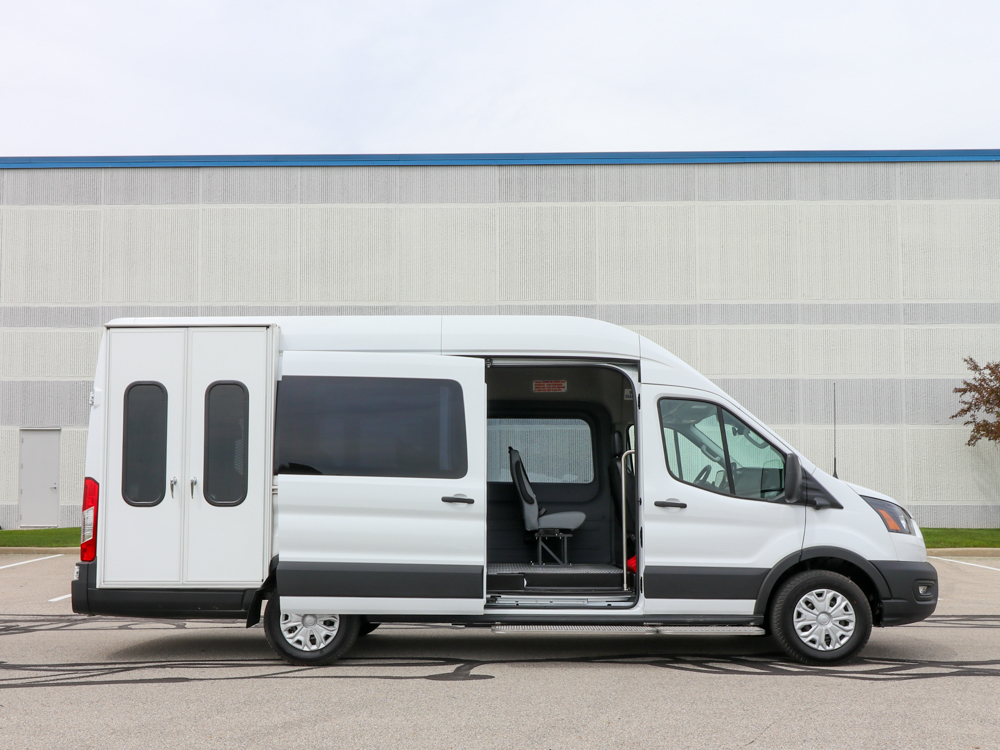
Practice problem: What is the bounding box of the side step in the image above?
[491,624,766,635]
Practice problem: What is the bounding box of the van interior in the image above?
[485,363,638,605]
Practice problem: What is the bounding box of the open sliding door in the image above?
[274,351,487,616]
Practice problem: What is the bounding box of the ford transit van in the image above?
[72,316,937,665]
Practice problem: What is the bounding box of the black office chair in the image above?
[508,447,586,565]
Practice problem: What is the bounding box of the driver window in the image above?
[658,397,786,500]
[658,399,733,494]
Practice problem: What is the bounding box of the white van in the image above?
[72,316,936,665]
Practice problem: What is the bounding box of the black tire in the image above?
[769,569,872,665]
[358,618,381,637]
[263,598,360,666]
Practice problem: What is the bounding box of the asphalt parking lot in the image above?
[1,554,999,749]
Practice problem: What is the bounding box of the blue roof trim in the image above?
[1,150,999,168]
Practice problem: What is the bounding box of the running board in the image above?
[491,624,766,635]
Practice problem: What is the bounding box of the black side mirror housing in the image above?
[784,453,802,503]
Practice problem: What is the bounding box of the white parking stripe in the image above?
[930,556,1000,573]
[48,594,72,602]
[0,554,63,570]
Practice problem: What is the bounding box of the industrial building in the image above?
[1,150,998,529]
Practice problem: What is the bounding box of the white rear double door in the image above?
[101,326,274,588]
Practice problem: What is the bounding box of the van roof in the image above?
[106,314,722,394]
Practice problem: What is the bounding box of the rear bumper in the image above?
[72,561,255,619]
[871,560,938,626]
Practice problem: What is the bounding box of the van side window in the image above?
[488,418,594,483]
[204,382,249,506]
[122,382,168,506]
[658,398,785,500]
[275,376,467,479]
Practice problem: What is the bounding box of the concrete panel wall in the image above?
[0,161,998,526]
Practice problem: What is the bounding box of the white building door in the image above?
[19,429,60,528]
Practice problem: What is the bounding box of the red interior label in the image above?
[533,380,567,393]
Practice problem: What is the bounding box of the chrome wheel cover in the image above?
[279,613,340,652]
[793,588,856,652]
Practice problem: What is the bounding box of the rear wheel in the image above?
[769,570,872,665]
[263,598,360,666]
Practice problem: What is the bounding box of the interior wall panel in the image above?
[102,208,199,303]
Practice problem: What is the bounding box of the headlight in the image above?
[862,496,915,535]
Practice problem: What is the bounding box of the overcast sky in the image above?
[1,1,998,156]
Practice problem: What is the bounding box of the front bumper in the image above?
[871,560,938,626]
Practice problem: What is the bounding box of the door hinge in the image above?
[88,391,95,406]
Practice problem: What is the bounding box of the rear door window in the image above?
[122,382,168,506]
[204,381,250,506]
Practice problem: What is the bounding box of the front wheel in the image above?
[263,598,360,666]
[769,570,872,665]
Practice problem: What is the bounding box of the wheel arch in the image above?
[754,546,892,626]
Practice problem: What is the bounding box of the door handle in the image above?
[655,499,687,509]
[190,477,198,497]
[170,477,177,498]
[442,496,474,504]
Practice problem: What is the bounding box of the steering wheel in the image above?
[694,465,712,487]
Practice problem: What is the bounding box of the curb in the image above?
[0,547,77,556]
[927,548,1000,558]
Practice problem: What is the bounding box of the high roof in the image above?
[106,314,722,394]
[4,149,1000,169]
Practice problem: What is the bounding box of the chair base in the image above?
[533,529,572,565]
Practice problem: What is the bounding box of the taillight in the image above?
[81,478,99,562]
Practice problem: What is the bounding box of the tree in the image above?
[952,357,1000,446]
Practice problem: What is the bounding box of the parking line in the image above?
[930,556,1000,573]
[48,593,72,602]
[0,554,63,571]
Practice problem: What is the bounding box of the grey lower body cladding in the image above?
[643,566,769,600]
[277,561,485,599]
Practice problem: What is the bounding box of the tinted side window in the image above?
[123,382,168,506]
[488,418,594,483]
[658,399,732,494]
[204,382,249,506]
[275,376,467,479]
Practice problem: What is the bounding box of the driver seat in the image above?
[509,447,586,565]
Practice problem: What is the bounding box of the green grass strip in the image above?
[920,528,1000,548]
[0,527,80,547]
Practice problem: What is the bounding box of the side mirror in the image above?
[784,453,802,503]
